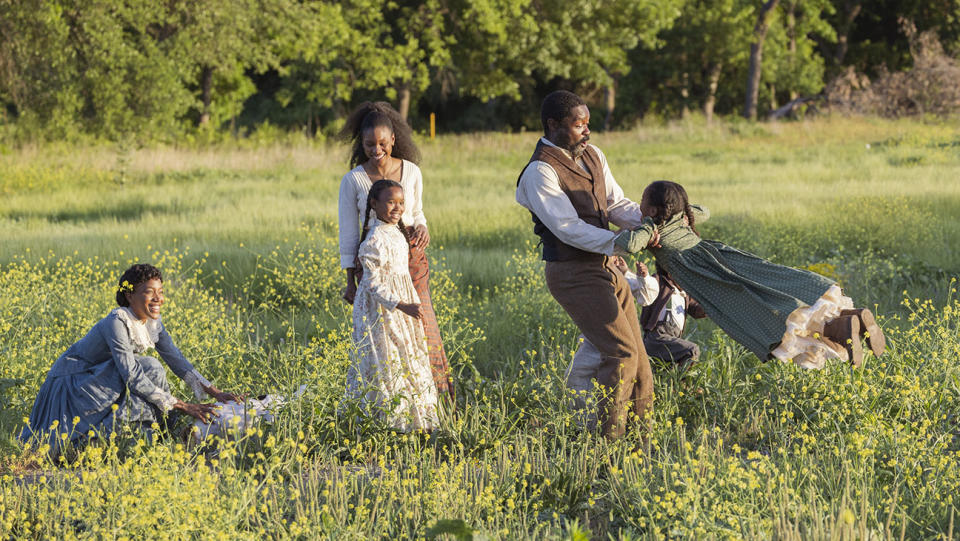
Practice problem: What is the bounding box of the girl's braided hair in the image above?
[642,180,699,236]
[359,179,412,247]
[116,263,163,306]
[340,101,421,168]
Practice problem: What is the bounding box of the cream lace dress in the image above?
[345,217,439,431]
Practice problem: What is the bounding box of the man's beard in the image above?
[559,133,590,159]
[570,136,589,158]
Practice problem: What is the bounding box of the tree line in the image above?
[1,0,958,141]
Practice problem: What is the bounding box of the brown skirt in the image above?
[407,244,455,404]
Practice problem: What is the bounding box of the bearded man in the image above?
[515,90,658,439]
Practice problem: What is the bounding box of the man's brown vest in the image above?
[517,140,609,261]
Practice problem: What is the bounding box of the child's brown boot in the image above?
[840,308,885,356]
[824,315,863,368]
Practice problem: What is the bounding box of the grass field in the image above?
[1,117,959,539]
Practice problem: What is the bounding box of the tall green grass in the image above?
[1,117,959,539]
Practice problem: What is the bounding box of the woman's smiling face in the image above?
[362,126,395,165]
[125,279,164,321]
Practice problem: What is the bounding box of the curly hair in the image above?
[541,90,585,135]
[642,180,699,236]
[339,101,421,168]
[359,179,411,247]
[116,263,163,306]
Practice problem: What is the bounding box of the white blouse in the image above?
[338,160,427,269]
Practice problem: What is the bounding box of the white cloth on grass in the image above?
[192,385,307,443]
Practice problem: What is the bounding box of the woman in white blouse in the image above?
[337,102,454,404]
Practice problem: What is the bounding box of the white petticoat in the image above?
[771,285,855,369]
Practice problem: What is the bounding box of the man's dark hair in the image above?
[116,263,163,306]
[541,90,585,135]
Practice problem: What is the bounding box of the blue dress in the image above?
[19,308,211,451]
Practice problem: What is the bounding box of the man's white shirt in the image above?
[516,137,645,256]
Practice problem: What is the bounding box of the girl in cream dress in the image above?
[343,180,439,431]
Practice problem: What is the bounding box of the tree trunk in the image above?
[603,78,617,131]
[704,62,722,125]
[199,66,213,127]
[681,71,691,119]
[834,0,862,66]
[397,83,411,122]
[770,83,778,110]
[787,1,797,100]
[743,0,780,120]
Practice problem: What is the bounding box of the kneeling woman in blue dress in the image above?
[20,263,241,455]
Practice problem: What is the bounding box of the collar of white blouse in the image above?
[114,307,162,353]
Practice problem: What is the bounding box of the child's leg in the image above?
[841,308,886,355]
[643,332,701,367]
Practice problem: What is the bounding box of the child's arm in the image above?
[357,238,402,310]
[618,260,660,305]
[396,303,423,319]
[686,296,708,319]
[613,218,658,254]
[634,263,660,306]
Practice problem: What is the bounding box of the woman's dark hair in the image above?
[642,180,699,236]
[541,90,585,135]
[116,263,163,306]
[339,101,421,168]
[359,179,412,246]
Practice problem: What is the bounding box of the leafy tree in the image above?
[528,0,684,129]
[638,0,754,123]
[837,0,960,75]
[0,0,192,139]
[762,0,835,109]
[0,0,80,136]
[275,0,449,124]
[162,0,315,130]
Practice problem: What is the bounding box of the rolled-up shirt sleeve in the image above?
[623,271,660,306]
[516,161,617,255]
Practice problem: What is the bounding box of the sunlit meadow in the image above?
[1,117,959,539]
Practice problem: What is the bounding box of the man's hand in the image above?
[204,385,246,404]
[397,302,424,319]
[636,261,649,277]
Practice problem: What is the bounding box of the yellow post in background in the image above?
[430,113,436,139]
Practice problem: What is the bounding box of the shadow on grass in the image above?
[5,199,203,224]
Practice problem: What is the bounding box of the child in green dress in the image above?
[614,180,885,368]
